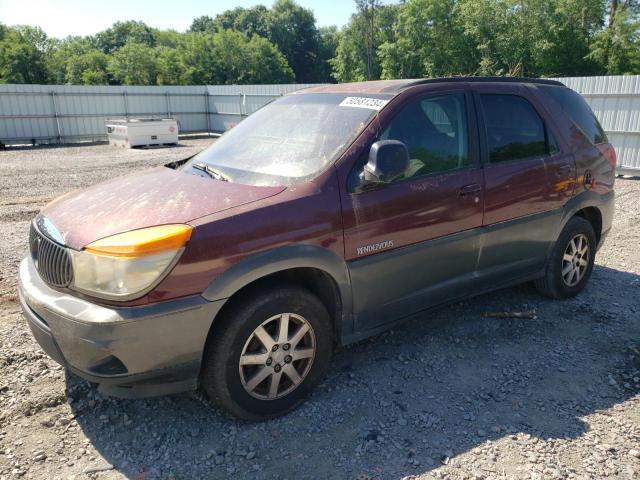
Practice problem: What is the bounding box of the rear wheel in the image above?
[535,216,597,299]
[201,284,332,420]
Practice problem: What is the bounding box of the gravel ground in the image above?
[0,142,639,480]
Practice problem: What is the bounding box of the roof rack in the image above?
[399,76,564,89]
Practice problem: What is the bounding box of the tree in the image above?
[94,21,156,53]
[379,0,474,78]
[331,23,369,82]
[66,50,110,84]
[108,42,158,85]
[177,30,293,85]
[189,15,216,33]
[589,6,640,73]
[155,29,182,48]
[0,25,50,83]
[245,34,296,83]
[317,26,340,82]
[587,0,640,73]
[176,33,218,85]
[268,0,321,82]
[46,36,94,83]
[212,6,271,38]
[156,46,185,85]
[457,0,525,76]
[331,2,399,82]
[531,0,604,77]
[355,0,382,80]
[4,2,640,87]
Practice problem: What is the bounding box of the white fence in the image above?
[0,84,324,145]
[555,75,640,175]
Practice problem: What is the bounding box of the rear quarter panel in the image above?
[530,85,615,237]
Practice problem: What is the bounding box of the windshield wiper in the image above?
[192,162,230,182]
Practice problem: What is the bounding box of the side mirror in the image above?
[363,140,410,185]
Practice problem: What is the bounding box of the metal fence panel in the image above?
[205,84,324,132]
[0,83,325,145]
[555,75,640,174]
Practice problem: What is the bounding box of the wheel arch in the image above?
[557,189,611,246]
[201,245,353,345]
[573,206,602,245]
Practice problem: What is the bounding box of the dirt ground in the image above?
[0,140,638,480]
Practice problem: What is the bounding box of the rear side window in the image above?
[540,86,607,145]
[480,94,547,163]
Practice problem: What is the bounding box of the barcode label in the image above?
[339,97,389,111]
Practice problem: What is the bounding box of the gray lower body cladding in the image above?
[17,257,224,398]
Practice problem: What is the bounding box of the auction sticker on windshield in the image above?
[339,96,389,110]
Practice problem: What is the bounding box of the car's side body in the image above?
[18,77,615,400]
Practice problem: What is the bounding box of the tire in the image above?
[200,283,332,420]
[534,216,597,299]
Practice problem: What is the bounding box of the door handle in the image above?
[459,183,482,197]
[556,164,572,176]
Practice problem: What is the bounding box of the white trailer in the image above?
[105,118,179,148]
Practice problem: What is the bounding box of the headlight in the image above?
[69,224,192,300]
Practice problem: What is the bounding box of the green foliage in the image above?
[335,0,640,80]
[177,30,294,85]
[94,21,157,53]
[108,42,158,85]
[332,2,399,82]
[379,0,473,79]
[46,37,95,84]
[189,15,216,33]
[589,7,640,74]
[212,6,271,38]
[268,0,321,82]
[317,26,340,82]
[191,2,323,82]
[244,34,296,83]
[155,30,182,49]
[66,50,110,85]
[1,0,639,86]
[0,25,50,83]
[156,46,185,85]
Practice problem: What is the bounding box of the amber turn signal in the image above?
[84,224,193,258]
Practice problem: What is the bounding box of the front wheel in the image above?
[535,216,597,299]
[200,284,332,420]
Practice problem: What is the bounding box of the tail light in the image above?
[597,143,617,169]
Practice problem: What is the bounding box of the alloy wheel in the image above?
[561,233,590,287]
[239,313,316,400]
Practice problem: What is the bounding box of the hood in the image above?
[40,166,285,249]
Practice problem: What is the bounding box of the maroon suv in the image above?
[18,77,615,419]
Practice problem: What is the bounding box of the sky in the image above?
[0,0,369,38]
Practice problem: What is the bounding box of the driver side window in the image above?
[380,93,469,181]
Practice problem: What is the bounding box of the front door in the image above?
[338,90,484,331]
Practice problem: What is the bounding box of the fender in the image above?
[201,244,354,337]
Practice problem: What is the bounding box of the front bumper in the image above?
[17,257,225,398]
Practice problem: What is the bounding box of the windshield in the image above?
[184,93,390,186]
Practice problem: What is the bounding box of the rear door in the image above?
[338,89,484,331]
[473,83,567,281]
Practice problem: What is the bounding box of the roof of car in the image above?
[298,77,565,95]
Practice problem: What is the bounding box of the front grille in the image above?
[29,223,73,288]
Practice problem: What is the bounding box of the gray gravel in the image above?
[0,142,639,480]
